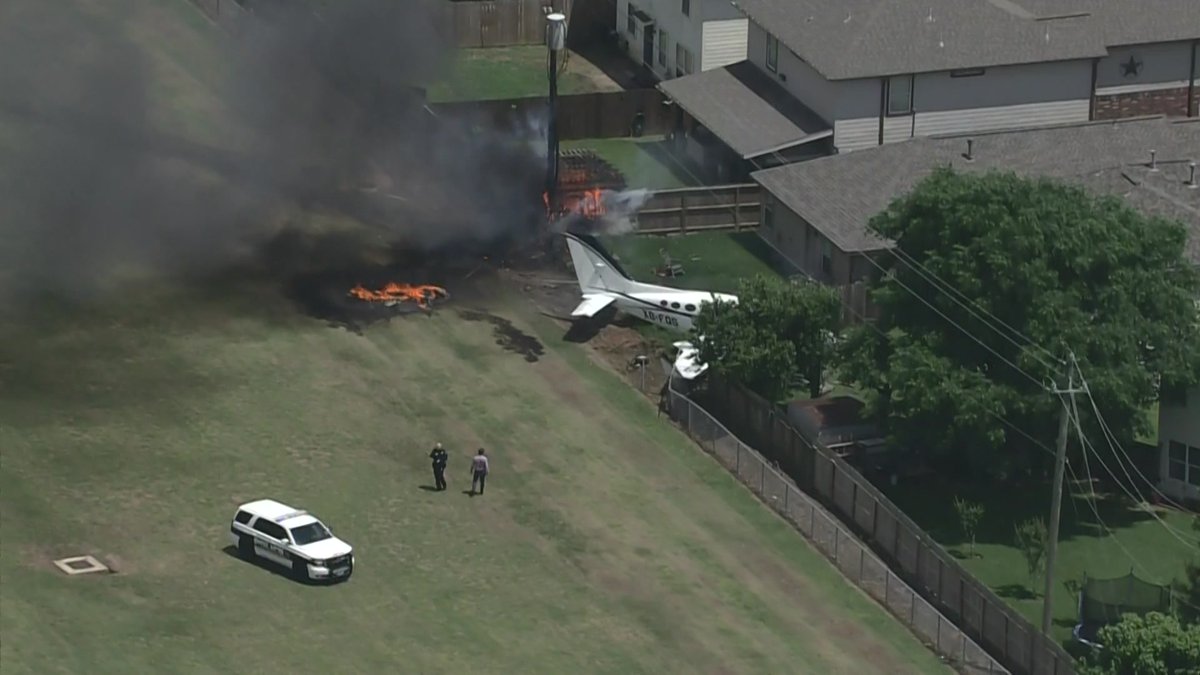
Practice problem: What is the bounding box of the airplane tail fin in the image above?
[564,233,633,294]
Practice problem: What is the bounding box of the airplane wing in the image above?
[571,294,616,318]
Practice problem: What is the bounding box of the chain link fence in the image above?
[667,383,1008,674]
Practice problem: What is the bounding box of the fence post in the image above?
[735,441,740,473]
[833,527,839,563]
[679,195,687,234]
[885,569,891,604]
[784,482,789,511]
[760,458,765,494]
[733,187,741,231]
[858,544,864,582]
[937,615,942,654]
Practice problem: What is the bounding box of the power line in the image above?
[1068,394,1156,577]
[886,246,1063,373]
[853,249,1054,392]
[1086,389,1196,514]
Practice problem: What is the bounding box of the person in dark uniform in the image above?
[429,442,449,491]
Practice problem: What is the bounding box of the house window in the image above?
[1169,441,1200,485]
[627,3,638,35]
[676,45,693,76]
[658,30,668,67]
[1169,442,1186,480]
[766,35,779,72]
[682,0,690,17]
[887,75,914,115]
[820,237,833,277]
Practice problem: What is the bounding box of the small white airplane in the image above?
[563,232,738,379]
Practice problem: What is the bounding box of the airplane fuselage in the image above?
[614,289,736,333]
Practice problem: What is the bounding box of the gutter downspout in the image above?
[1089,57,1100,120]
[878,78,886,146]
[1188,40,1198,118]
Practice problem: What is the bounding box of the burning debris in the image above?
[348,282,448,309]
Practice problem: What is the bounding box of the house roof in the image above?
[1013,0,1200,46]
[751,116,1200,261]
[657,61,832,159]
[730,0,1199,80]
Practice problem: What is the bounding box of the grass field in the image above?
[883,478,1197,647]
[1,3,949,671]
[599,232,783,295]
[1,280,947,674]
[429,47,617,102]
[562,136,699,190]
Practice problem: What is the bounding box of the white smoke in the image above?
[551,188,654,236]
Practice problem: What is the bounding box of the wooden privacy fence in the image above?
[635,184,760,234]
[448,0,573,48]
[430,89,673,139]
[698,375,1077,675]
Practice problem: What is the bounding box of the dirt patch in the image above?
[564,51,623,93]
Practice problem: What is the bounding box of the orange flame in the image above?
[349,282,448,309]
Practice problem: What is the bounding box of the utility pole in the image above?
[1041,356,1084,634]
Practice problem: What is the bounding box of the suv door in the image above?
[251,519,292,565]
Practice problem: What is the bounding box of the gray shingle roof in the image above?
[752,116,1200,262]
[657,61,831,159]
[731,0,1199,80]
[1014,0,1200,46]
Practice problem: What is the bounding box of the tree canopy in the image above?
[694,275,840,402]
[839,168,1200,476]
[1081,612,1200,675]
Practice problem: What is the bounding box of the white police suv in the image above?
[228,499,354,582]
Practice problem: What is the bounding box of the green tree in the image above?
[1081,612,1200,675]
[953,497,984,557]
[694,275,840,401]
[1013,517,1047,592]
[1176,516,1200,626]
[839,169,1200,477]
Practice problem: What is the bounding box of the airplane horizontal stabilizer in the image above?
[571,294,616,318]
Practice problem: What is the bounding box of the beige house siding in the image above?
[701,18,749,71]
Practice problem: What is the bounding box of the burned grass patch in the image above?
[457,309,544,362]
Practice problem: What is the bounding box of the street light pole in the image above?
[545,13,567,202]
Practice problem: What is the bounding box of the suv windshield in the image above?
[289,522,332,546]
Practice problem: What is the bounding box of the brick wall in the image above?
[1094,86,1193,119]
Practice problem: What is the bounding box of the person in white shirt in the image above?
[469,448,490,496]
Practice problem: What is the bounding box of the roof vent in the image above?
[1188,161,1197,189]
[963,138,975,161]
[1149,149,1158,171]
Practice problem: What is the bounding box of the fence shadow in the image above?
[664,381,1012,675]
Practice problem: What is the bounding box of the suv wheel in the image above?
[237,534,254,559]
[291,556,309,582]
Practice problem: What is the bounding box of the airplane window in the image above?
[670,302,681,309]
[685,304,696,312]
[660,300,668,306]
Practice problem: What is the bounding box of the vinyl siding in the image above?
[746,22,837,121]
[832,79,880,152]
[1159,387,1200,502]
[1097,41,1197,94]
[700,19,748,71]
[619,0,747,79]
[910,60,1092,137]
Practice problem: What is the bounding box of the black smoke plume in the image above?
[0,0,547,308]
